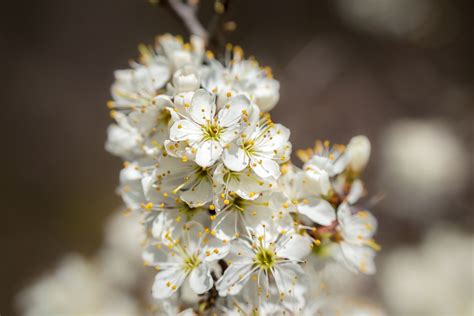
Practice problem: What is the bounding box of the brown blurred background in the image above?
[1,0,472,315]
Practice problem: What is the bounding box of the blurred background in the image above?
[1,0,472,315]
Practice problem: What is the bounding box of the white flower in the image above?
[118,162,146,211]
[380,226,473,316]
[105,111,143,160]
[278,163,337,226]
[380,119,468,216]
[331,203,378,275]
[223,110,291,179]
[212,192,293,241]
[203,46,280,112]
[150,154,214,207]
[216,225,312,302]
[106,95,173,159]
[345,135,371,173]
[213,163,276,201]
[96,211,145,289]
[111,61,170,110]
[221,299,286,316]
[169,89,251,167]
[171,65,201,94]
[141,179,210,241]
[143,222,229,299]
[157,34,204,71]
[299,141,348,196]
[16,254,142,316]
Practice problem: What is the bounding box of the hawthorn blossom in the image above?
[213,163,275,201]
[298,140,348,196]
[223,109,291,179]
[150,154,214,207]
[169,89,251,167]
[216,225,312,302]
[203,45,280,112]
[141,178,210,241]
[143,222,229,299]
[211,192,292,241]
[106,95,173,159]
[330,203,379,274]
[278,163,337,226]
[102,32,380,313]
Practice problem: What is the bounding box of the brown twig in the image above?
[158,0,232,52]
[165,0,209,41]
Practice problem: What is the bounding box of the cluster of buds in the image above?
[106,34,379,315]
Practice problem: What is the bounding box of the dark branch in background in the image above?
[206,0,232,52]
[153,0,233,52]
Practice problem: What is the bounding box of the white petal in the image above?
[347,179,364,204]
[190,89,215,125]
[169,119,202,143]
[152,267,187,299]
[251,157,280,179]
[340,242,376,275]
[216,262,253,296]
[297,197,336,226]
[276,234,313,261]
[346,135,371,173]
[217,94,250,127]
[202,238,230,261]
[254,79,280,112]
[223,143,249,171]
[142,244,168,265]
[272,263,305,298]
[189,264,213,294]
[180,177,213,207]
[195,140,223,167]
[212,210,239,241]
[302,167,331,196]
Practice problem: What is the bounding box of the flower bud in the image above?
[172,66,200,93]
[346,135,371,173]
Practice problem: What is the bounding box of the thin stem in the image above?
[159,0,233,53]
[166,0,209,41]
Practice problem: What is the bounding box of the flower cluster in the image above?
[106,34,380,315]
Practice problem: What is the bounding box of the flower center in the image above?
[254,247,276,271]
[202,122,222,141]
[178,203,202,221]
[183,254,201,272]
[158,108,171,125]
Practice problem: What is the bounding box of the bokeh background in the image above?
[1,0,472,315]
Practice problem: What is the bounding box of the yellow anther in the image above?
[206,50,214,59]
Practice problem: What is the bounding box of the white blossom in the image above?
[223,108,291,179]
[144,222,229,299]
[216,225,312,303]
[330,203,378,275]
[203,46,280,112]
[345,135,371,174]
[101,32,380,313]
[169,89,252,167]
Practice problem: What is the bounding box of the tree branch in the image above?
[165,0,209,42]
